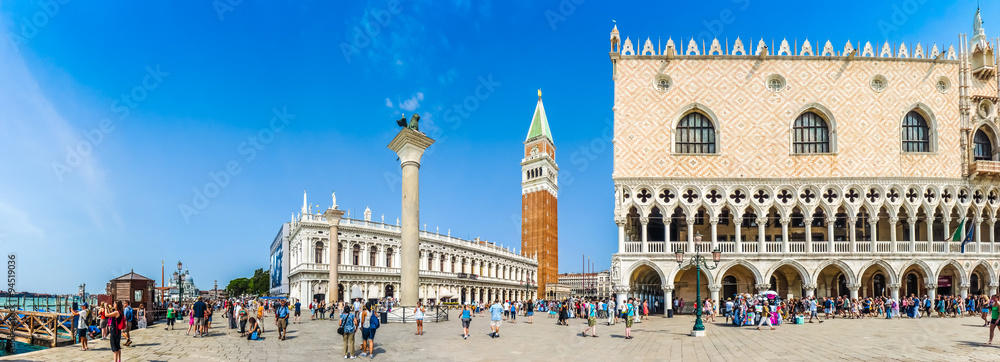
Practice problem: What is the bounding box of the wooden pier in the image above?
[0,309,75,348]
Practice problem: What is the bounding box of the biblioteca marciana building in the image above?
[608,9,1000,308]
[284,192,539,304]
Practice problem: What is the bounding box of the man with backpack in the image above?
[275,300,290,341]
[123,303,134,346]
[360,304,380,358]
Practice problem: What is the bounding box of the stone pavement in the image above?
[4,311,1000,361]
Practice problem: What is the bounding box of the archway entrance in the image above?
[630,264,664,315]
[859,263,893,298]
[971,264,990,295]
[384,284,394,298]
[815,263,852,298]
[900,264,928,298]
[673,266,710,314]
[719,263,759,300]
[939,263,962,296]
[769,264,807,298]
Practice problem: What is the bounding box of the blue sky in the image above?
[0,0,993,294]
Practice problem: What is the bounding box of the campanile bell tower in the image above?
[521,89,559,298]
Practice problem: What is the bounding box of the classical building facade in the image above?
[608,10,1000,308]
[286,194,538,304]
[521,90,560,297]
[557,270,612,299]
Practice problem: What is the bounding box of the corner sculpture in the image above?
[396,113,421,132]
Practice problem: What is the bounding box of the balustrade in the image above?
[647,241,665,253]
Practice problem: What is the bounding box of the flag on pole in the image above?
[961,222,976,253]
[951,218,965,242]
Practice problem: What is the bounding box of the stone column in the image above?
[687,217,696,252]
[976,217,984,251]
[889,217,898,252]
[387,128,435,307]
[888,283,900,300]
[804,216,813,253]
[804,284,816,297]
[757,217,767,253]
[925,218,933,244]
[734,219,743,253]
[640,217,649,253]
[323,208,345,304]
[708,285,721,303]
[663,286,674,314]
[848,283,861,300]
[959,284,970,299]
[989,283,998,296]
[991,219,997,244]
[780,218,789,253]
[664,217,672,244]
[908,219,917,252]
[869,216,879,251]
[826,216,836,251]
[710,216,719,251]
[925,284,937,301]
[617,218,625,253]
[848,217,858,252]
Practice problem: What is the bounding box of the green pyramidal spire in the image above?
[525,89,553,143]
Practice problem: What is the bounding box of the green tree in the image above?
[249,268,270,296]
[225,277,250,297]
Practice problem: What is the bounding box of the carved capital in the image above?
[708,285,721,292]
[869,216,880,223]
[755,283,772,290]
[662,285,674,292]
[686,217,696,225]
[803,284,817,290]
[959,283,971,289]
[779,218,789,225]
[826,217,837,224]
[888,283,902,289]
[756,217,768,225]
[907,218,917,225]
[848,283,862,290]
[733,218,743,225]
[803,216,814,223]
[709,216,719,225]
[662,217,671,225]
[889,217,900,224]
[639,217,649,225]
[924,284,938,290]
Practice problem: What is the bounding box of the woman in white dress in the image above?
[136,303,147,329]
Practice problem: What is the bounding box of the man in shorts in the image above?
[489,300,504,338]
[582,300,598,337]
[808,297,819,323]
[275,300,290,340]
[72,303,90,351]
[192,297,207,338]
[293,300,302,324]
[624,297,635,339]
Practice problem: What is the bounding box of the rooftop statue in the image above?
[396,113,420,132]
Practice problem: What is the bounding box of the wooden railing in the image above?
[0,309,75,347]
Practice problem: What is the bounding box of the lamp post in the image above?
[522,277,534,301]
[675,232,721,337]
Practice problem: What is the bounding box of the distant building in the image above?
[167,261,199,302]
[270,223,290,297]
[558,270,611,299]
[521,90,560,298]
[543,283,571,301]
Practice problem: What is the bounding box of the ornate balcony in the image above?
[970,160,1000,178]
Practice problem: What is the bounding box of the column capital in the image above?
[889,216,900,224]
[869,216,880,222]
[733,218,743,225]
[826,216,837,224]
[975,216,985,223]
[324,209,346,224]
[662,216,671,224]
[755,283,771,290]
[686,217,696,225]
[756,217,768,225]
[907,218,917,225]
[803,283,817,290]
[387,128,435,165]
[924,284,938,290]
[662,285,674,292]
[639,217,649,225]
[779,218,789,225]
[709,216,719,225]
[708,285,721,292]
[803,216,814,223]
[848,283,862,291]
[959,283,971,289]
[614,217,626,226]
[888,283,902,289]
[990,282,1000,288]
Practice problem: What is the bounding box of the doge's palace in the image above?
[608,9,1000,310]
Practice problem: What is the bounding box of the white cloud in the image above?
[399,92,424,112]
[384,98,393,108]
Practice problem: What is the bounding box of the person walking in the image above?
[607,299,616,326]
[413,303,425,336]
[489,300,504,338]
[294,299,302,324]
[275,300,290,341]
[526,300,535,324]
[756,298,775,331]
[460,305,472,339]
[186,304,196,336]
[122,302,134,346]
[581,300,598,337]
[988,295,1000,344]
[509,301,517,324]
[193,297,207,338]
[624,297,635,339]
[165,303,176,331]
[339,306,357,359]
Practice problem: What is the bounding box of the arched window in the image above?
[675,112,716,154]
[793,112,830,153]
[369,247,377,266]
[385,248,393,268]
[427,252,434,271]
[315,241,324,264]
[352,244,360,265]
[902,111,930,152]
[974,129,993,161]
[440,255,445,271]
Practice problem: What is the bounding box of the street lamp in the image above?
[675,231,721,337]
[522,277,534,301]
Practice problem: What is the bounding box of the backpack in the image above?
[370,312,380,330]
[125,306,134,321]
[84,310,94,326]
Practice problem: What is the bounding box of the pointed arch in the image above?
[667,263,715,286]
[901,103,937,153]
[856,259,898,285]
[765,259,813,286]
[937,259,969,286]
[715,259,764,286]
[972,259,997,287]
[812,259,856,284]
[626,259,666,286]
[790,102,839,154]
[672,102,721,154]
